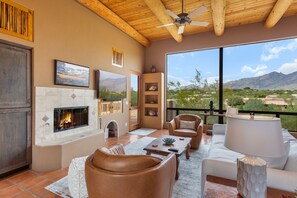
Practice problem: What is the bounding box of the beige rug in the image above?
[45,137,209,198]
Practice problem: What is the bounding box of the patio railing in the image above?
[166,107,297,132]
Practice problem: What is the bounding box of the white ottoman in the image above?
[68,156,88,198]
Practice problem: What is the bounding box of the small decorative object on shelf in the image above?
[149,110,156,116]
[162,137,176,145]
[151,65,156,73]
[149,85,157,91]
[209,100,214,115]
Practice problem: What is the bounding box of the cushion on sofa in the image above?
[93,149,161,172]
[174,129,197,136]
[262,141,290,169]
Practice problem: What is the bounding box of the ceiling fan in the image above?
[157,0,209,34]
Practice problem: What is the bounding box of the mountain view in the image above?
[224,71,297,90]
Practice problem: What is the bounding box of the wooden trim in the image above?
[143,0,183,43]
[77,0,150,47]
[211,0,226,36]
[207,175,296,197]
[0,0,33,41]
[265,0,293,28]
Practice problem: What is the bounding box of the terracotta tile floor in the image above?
[0,129,175,197]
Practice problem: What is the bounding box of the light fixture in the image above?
[224,115,285,198]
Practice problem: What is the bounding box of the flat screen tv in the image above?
[96,70,127,101]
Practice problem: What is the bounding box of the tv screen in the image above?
[96,70,127,100]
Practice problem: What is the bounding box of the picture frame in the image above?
[112,48,124,68]
[54,60,90,87]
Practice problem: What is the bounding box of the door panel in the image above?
[129,72,141,131]
[0,42,31,175]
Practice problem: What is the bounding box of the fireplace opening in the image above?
[106,121,118,138]
[54,106,88,132]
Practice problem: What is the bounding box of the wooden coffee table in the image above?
[143,135,191,180]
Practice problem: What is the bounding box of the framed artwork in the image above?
[112,48,124,68]
[54,60,90,87]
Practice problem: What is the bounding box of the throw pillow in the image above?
[100,144,125,155]
[262,141,290,169]
[180,120,196,130]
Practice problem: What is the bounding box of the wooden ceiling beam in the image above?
[265,0,293,28]
[143,0,183,43]
[77,0,150,47]
[211,0,226,36]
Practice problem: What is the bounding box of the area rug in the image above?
[45,136,209,198]
[128,128,157,136]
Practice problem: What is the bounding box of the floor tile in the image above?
[7,171,38,184]
[28,179,53,196]
[0,179,14,190]
[13,190,37,198]
[18,175,47,188]
[0,185,24,197]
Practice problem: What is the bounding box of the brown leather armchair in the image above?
[169,114,203,149]
[85,148,176,198]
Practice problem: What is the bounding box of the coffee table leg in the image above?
[186,143,190,159]
[175,156,180,180]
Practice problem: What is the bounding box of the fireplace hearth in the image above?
[54,106,88,132]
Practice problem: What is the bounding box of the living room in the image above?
[0,0,297,197]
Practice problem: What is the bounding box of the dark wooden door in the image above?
[0,42,31,175]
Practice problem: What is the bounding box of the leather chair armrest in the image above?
[169,119,177,135]
[196,120,203,134]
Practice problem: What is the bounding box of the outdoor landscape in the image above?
[166,38,297,131]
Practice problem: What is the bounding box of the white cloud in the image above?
[277,59,297,74]
[167,74,192,87]
[261,39,297,62]
[206,76,219,84]
[241,64,268,74]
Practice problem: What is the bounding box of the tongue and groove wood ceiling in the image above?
[77,0,297,47]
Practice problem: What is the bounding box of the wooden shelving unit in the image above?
[142,73,164,129]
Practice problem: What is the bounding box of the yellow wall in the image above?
[0,0,145,137]
[0,0,144,88]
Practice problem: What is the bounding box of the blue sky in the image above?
[167,38,297,86]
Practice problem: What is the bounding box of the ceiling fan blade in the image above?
[156,23,175,28]
[188,6,207,19]
[178,25,185,34]
[164,9,179,19]
[190,21,209,27]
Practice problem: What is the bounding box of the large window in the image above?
[224,38,297,111]
[166,38,297,130]
[167,49,219,110]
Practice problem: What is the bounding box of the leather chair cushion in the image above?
[174,129,197,137]
[93,149,161,172]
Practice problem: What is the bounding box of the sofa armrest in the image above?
[267,168,297,192]
[201,158,297,195]
[212,124,226,135]
[169,119,176,135]
[201,158,237,196]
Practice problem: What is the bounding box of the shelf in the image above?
[144,104,158,108]
[145,82,158,92]
[145,107,158,117]
[145,95,158,105]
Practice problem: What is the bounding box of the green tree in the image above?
[227,96,244,107]
[243,99,265,111]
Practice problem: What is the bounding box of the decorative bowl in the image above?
[162,137,176,145]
